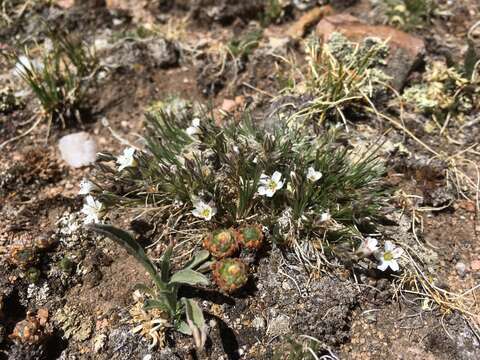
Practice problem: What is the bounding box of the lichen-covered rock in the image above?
[188,0,265,25]
[316,14,425,90]
[8,245,37,269]
[9,309,51,345]
[0,87,23,114]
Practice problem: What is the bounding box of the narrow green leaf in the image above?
[88,224,167,292]
[170,269,209,286]
[195,260,215,273]
[464,40,479,79]
[183,250,210,270]
[160,245,173,283]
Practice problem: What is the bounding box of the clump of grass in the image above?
[226,29,263,60]
[283,33,391,127]
[0,0,47,28]
[85,98,384,266]
[3,26,98,132]
[261,0,285,26]
[372,0,437,30]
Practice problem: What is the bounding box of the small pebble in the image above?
[58,132,97,168]
[455,262,467,277]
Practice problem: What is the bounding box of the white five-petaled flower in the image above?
[376,241,404,272]
[186,118,201,136]
[356,237,379,257]
[192,200,217,221]
[117,147,137,171]
[319,212,331,223]
[258,171,284,197]
[81,195,105,224]
[306,167,322,182]
[78,178,97,195]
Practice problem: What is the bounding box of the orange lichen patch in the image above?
[9,309,51,344]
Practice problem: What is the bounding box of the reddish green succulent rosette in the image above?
[212,258,248,293]
[202,228,239,258]
[9,245,37,268]
[238,224,264,250]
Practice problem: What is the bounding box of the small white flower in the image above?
[319,212,330,223]
[13,55,43,76]
[81,195,105,224]
[78,178,97,195]
[376,241,404,272]
[192,200,217,221]
[258,171,284,197]
[356,237,379,257]
[186,118,201,136]
[253,156,258,164]
[306,167,322,182]
[117,147,137,171]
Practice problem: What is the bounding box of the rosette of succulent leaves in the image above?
[89,99,385,266]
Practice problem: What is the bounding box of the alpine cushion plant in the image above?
[88,224,209,347]
[84,99,385,267]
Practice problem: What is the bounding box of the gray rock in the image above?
[455,262,467,278]
[316,14,425,90]
[103,38,179,69]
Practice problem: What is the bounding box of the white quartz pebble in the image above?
[58,132,97,168]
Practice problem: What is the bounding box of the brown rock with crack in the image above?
[316,14,425,90]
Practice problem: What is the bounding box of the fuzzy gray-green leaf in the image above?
[170,269,209,286]
[183,250,210,270]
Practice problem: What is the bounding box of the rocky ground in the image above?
[1,0,480,359]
